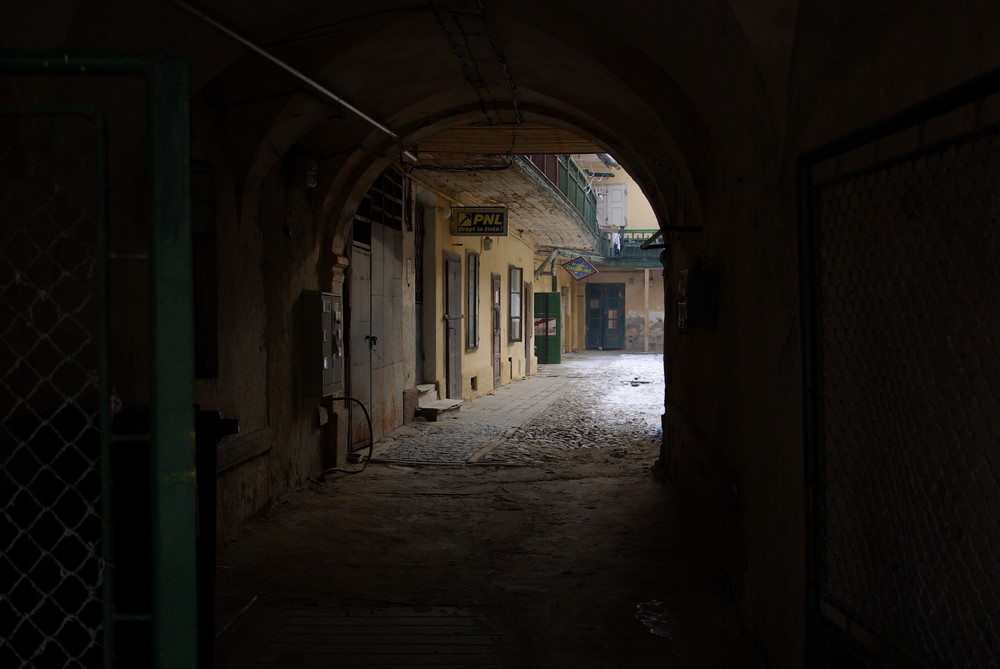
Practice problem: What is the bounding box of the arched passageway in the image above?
[3,2,1000,668]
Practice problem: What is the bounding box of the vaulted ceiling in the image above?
[3,0,799,241]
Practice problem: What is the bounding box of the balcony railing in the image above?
[557,155,598,230]
[599,229,662,260]
[527,154,598,233]
[523,156,660,266]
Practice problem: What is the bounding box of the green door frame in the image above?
[1,52,196,668]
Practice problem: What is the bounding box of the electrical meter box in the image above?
[298,291,343,397]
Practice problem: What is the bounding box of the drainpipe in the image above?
[534,249,558,280]
[643,268,650,352]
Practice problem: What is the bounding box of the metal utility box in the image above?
[298,291,343,396]
[533,291,561,363]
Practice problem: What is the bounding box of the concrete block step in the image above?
[415,399,462,421]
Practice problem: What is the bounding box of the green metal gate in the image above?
[0,54,196,668]
[799,69,1000,667]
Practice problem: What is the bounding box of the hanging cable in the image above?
[320,396,373,476]
[477,0,521,126]
[427,0,521,132]
[427,0,493,123]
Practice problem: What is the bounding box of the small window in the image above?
[607,308,619,330]
[509,266,523,342]
[467,252,480,350]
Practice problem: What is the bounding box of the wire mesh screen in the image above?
[808,117,1000,664]
[0,113,105,667]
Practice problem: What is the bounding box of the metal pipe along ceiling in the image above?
[169,0,418,161]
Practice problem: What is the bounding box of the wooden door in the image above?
[349,244,372,448]
[444,253,462,399]
[585,283,626,350]
[523,281,532,376]
[533,291,561,364]
[371,222,404,440]
[607,182,627,229]
[603,285,625,349]
[414,206,425,383]
[585,283,602,349]
[492,273,501,388]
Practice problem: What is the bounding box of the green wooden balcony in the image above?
[598,229,663,267]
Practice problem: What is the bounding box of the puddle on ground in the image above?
[635,600,677,642]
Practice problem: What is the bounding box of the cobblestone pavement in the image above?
[372,350,665,465]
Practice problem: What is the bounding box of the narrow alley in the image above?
[213,352,764,668]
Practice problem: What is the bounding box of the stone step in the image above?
[416,383,440,408]
[415,399,462,421]
[417,396,439,408]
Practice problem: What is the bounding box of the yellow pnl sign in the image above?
[451,207,508,236]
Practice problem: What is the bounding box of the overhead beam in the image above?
[416,124,605,154]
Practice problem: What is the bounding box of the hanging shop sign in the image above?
[561,256,600,280]
[452,207,508,235]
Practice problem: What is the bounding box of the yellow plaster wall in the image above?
[428,207,537,400]
[570,155,659,231]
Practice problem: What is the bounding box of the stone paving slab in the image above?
[371,373,571,464]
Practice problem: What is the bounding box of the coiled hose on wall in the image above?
[320,396,373,476]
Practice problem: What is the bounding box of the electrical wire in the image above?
[320,396,373,476]
[428,0,492,122]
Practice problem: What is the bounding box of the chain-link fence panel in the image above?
[804,96,1000,666]
[0,112,105,668]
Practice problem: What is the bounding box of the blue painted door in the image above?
[585,283,625,350]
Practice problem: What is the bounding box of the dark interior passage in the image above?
[215,453,760,668]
